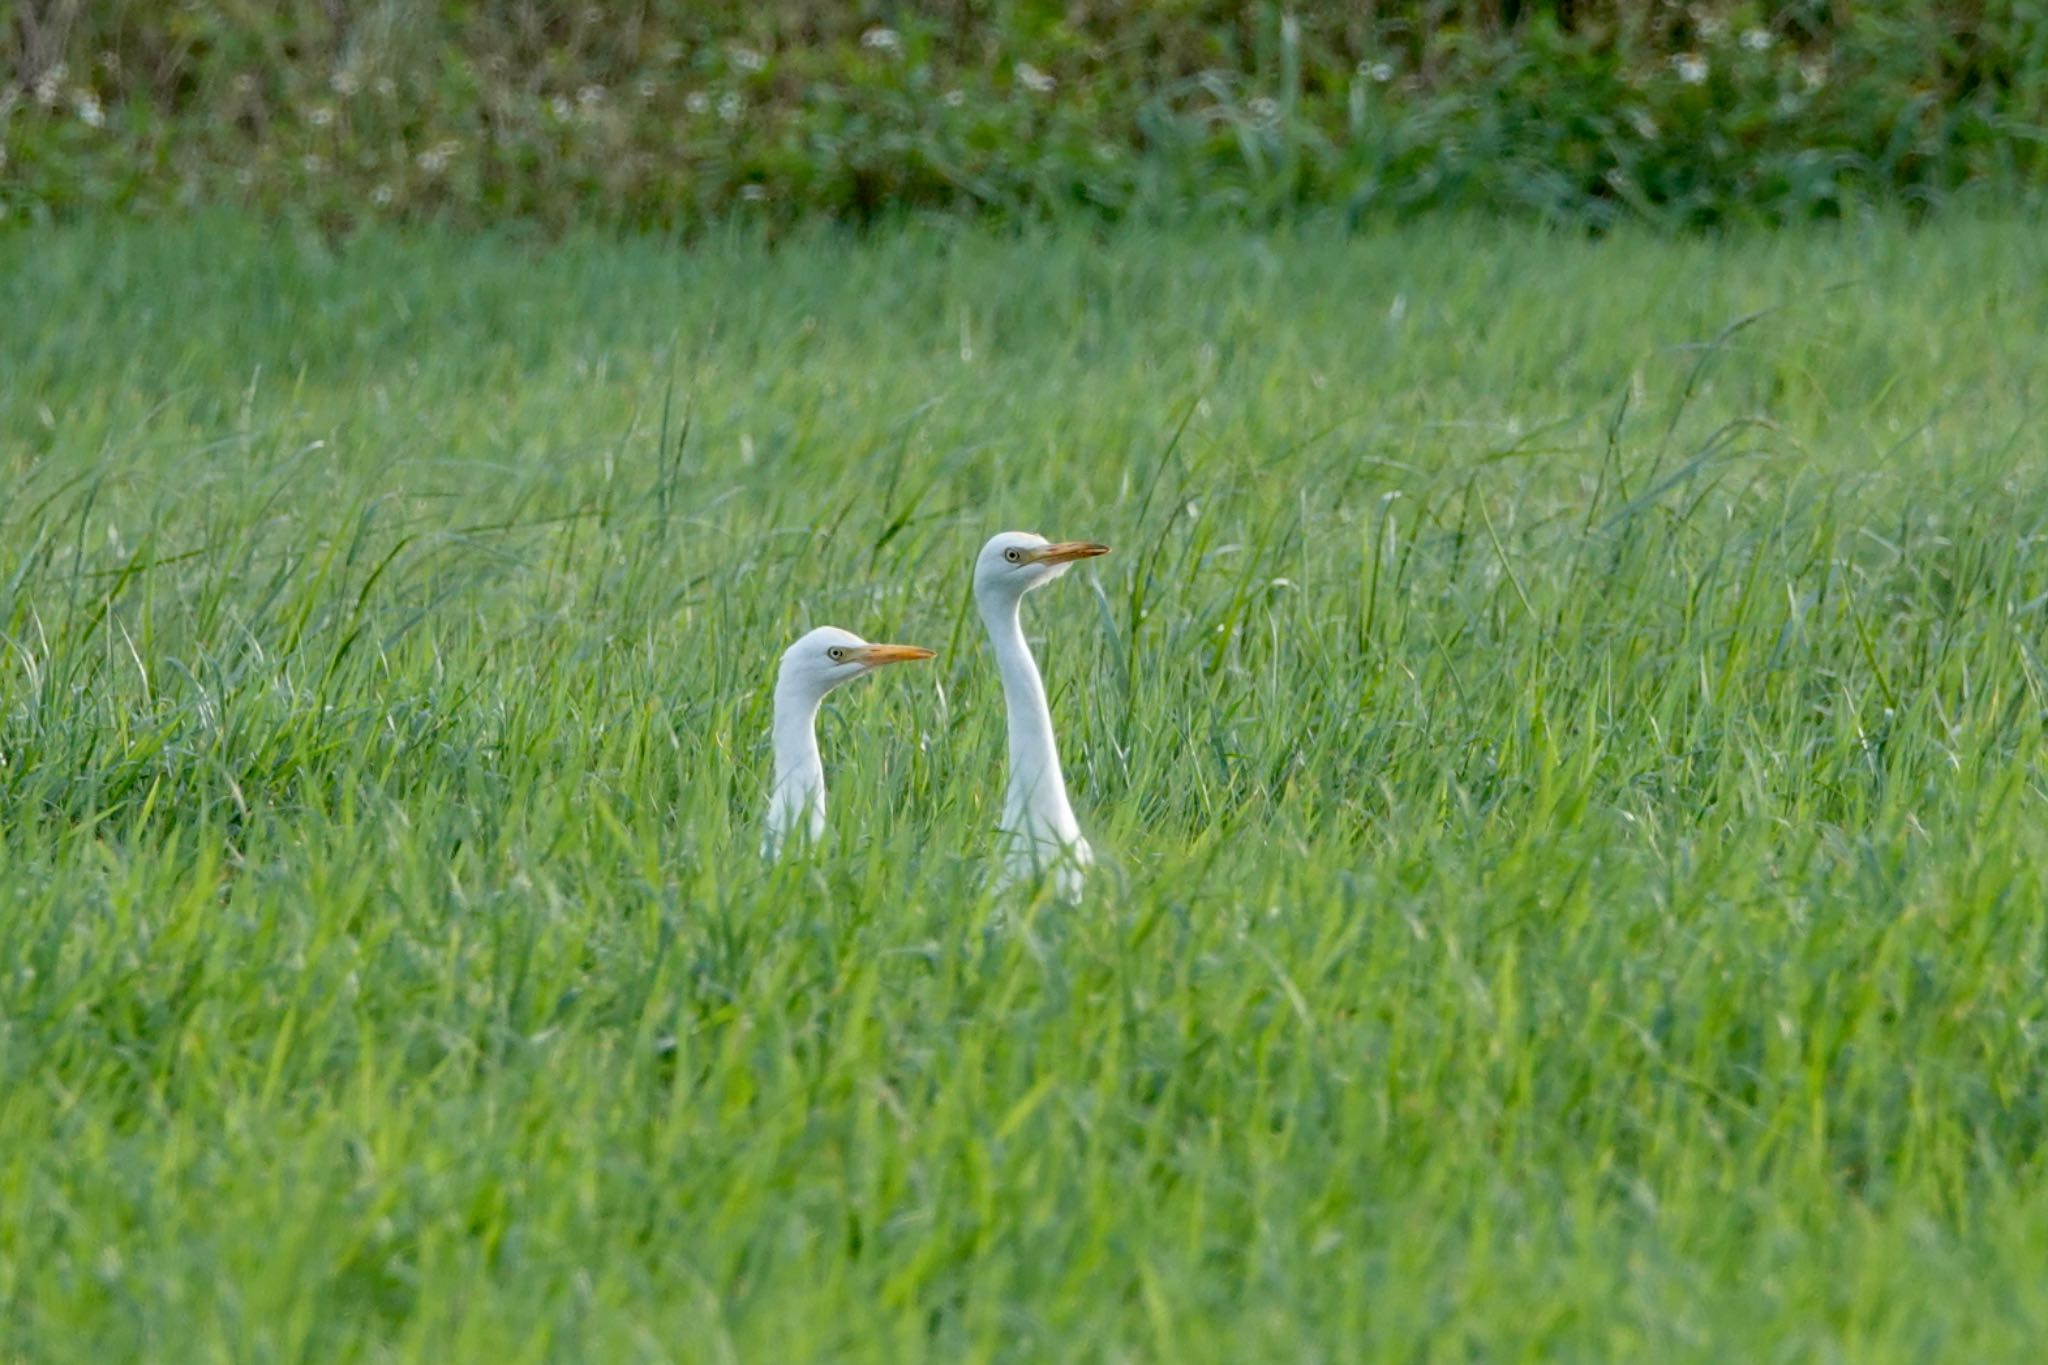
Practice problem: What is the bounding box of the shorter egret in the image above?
[764,626,934,859]
[973,531,1110,900]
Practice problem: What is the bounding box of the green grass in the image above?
[3,212,2047,1361]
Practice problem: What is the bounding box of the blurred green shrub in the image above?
[4,1,2045,231]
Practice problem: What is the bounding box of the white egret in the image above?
[764,626,934,860]
[973,531,1110,900]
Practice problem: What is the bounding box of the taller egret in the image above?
[973,531,1110,900]
[764,626,934,860]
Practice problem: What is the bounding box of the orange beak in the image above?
[847,643,936,667]
[1026,540,1111,564]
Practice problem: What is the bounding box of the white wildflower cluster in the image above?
[1014,62,1055,94]
[729,46,766,74]
[941,89,966,108]
[739,184,767,201]
[35,62,67,107]
[1672,53,1709,85]
[578,84,606,110]
[862,27,902,54]
[686,91,711,115]
[22,59,109,129]
[331,69,360,96]
[718,91,744,123]
[308,105,335,127]
[1362,61,1394,84]
[1248,95,1280,124]
[1741,28,1774,52]
[372,184,395,206]
[416,139,460,174]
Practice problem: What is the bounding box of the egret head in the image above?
[777,626,933,702]
[973,531,1110,606]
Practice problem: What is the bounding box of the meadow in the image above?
[3,213,2047,1360]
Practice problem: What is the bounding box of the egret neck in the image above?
[761,628,935,860]
[980,593,1082,847]
[765,673,829,855]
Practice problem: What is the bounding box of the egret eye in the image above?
[828,647,846,661]
[1005,548,1023,562]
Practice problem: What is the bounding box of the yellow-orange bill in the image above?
[850,643,936,666]
[1029,541,1111,564]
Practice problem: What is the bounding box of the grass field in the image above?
[3,213,2048,1360]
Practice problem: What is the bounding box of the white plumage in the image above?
[972,531,1110,901]
[763,626,933,860]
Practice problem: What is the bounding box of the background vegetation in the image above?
[3,213,2047,1358]
[8,3,2048,1359]
[7,0,2048,233]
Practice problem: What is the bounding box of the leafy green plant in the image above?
[4,1,2045,231]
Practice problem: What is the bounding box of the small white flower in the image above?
[331,69,360,96]
[548,94,572,120]
[739,184,767,201]
[577,84,605,108]
[308,105,334,127]
[637,78,657,99]
[36,63,69,106]
[1800,59,1828,90]
[941,88,965,108]
[1741,27,1774,52]
[301,153,324,174]
[729,46,765,73]
[1014,61,1054,94]
[1248,95,1279,122]
[232,72,255,96]
[374,76,396,98]
[862,27,901,53]
[75,92,105,127]
[1364,61,1394,83]
[1699,15,1728,40]
[416,140,458,174]
[1672,53,1709,85]
[685,91,710,115]
[718,91,743,122]
[371,183,394,205]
